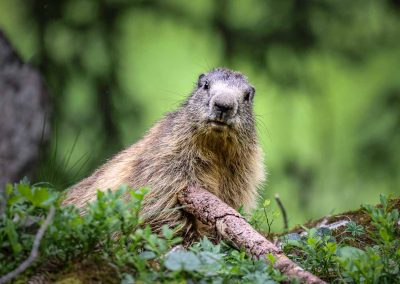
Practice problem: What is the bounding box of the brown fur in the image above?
[63,68,265,241]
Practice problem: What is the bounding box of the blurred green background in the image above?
[1,0,399,229]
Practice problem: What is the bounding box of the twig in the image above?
[274,194,288,232]
[178,186,326,284]
[0,206,56,284]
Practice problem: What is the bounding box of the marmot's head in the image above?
[184,68,256,139]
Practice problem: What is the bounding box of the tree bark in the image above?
[178,186,326,284]
[0,30,50,212]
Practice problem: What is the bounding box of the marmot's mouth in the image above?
[208,120,230,129]
[210,120,226,126]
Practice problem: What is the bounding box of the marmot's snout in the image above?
[207,83,241,128]
[211,93,238,121]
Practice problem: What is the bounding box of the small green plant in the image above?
[345,221,365,237]
[250,199,280,236]
[281,195,400,283]
[1,181,398,283]
[337,195,400,283]
[281,227,338,277]
[363,195,399,246]
[0,181,181,281]
[0,181,285,283]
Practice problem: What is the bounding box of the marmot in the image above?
[63,67,265,241]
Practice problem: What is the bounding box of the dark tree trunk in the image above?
[0,30,50,213]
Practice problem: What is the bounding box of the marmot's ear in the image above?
[250,86,256,96]
[245,86,256,102]
[197,73,206,88]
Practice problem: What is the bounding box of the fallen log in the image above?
[178,186,326,284]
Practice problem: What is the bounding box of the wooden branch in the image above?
[178,186,326,284]
[0,206,55,284]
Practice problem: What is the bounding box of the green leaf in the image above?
[5,183,13,195]
[96,190,105,200]
[263,199,271,207]
[314,227,332,238]
[139,250,156,260]
[161,225,174,240]
[31,187,56,207]
[17,183,33,201]
[5,219,22,254]
[337,246,365,261]
[120,273,135,284]
[267,253,276,265]
[378,227,391,243]
[198,237,220,253]
[164,251,201,271]
[325,242,337,254]
[345,221,365,236]
[7,194,22,206]
[379,194,388,210]
[282,233,301,242]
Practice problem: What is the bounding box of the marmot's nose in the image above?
[211,95,238,120]
[214,102,233,114]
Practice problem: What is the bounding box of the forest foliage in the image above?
[1,182,399,283]
[0,0,399,227]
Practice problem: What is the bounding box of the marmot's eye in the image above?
[204,80,210,90]
[244,87,255,101]
[244,92,250,101]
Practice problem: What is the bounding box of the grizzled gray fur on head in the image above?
[182,68,257,141]
[63,67,265,243]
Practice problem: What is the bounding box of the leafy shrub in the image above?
[1,181,398,283]
[281,195,400,283]
[0,182,284,283]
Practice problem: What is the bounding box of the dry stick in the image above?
[178,186,326,284]
[0,206,56,284]
[275,194,289,232]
